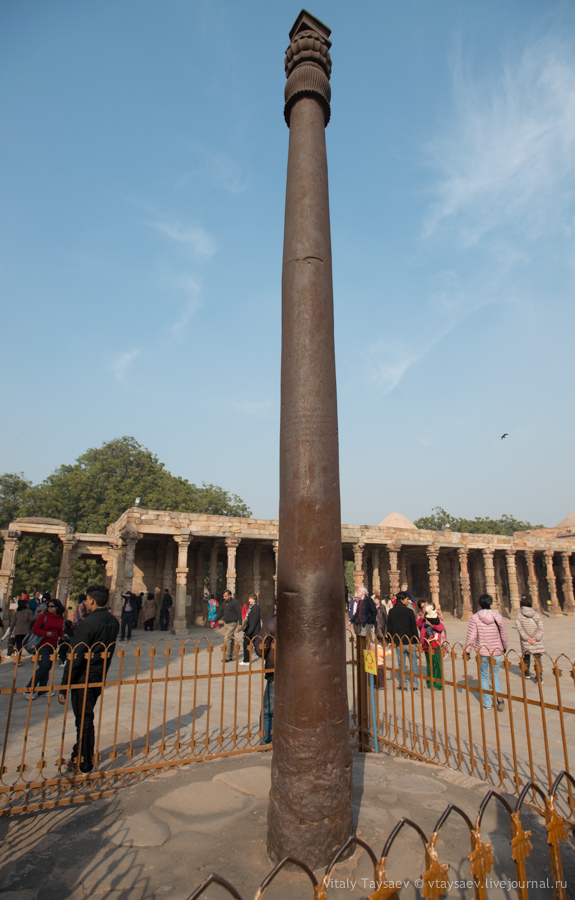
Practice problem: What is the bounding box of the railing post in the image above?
[355,633,371,752]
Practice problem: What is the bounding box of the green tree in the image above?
[1,437,251,597]
[414,507,544,535]
[0,472,37,529]
[36,436,251,532]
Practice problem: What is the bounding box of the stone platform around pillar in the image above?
[0,748,567,900]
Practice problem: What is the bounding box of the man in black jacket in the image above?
[58,584,119,772]
[216,590,242,662]
[386,590,420,692]
[254,610,276,744]
[349,586,377,636]
[240,593,261,665]
[160,589,173,631]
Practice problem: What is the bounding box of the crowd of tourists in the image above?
[348,585,545,707]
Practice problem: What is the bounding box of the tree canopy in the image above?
[1,436,252,597]
[414,507,545,535]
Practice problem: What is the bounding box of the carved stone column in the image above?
[388,543,401,595]
[122,537,139,597]
[56,534,77,607]
[505,550,521,614]
[0,529,21,620]
[399,551,408,592]
[353,542,365,589]
[544,550,562,616]
[269,10,352,868]
[458,548,473,619]
[109,540,127,615]
[173,532,192,634]
[209,542,219,599]
[371,548,380,596]
[272,540,278,599]
[523,550,542,612]
[560,552,575,613]
[162,539,175,595]
[482,548,498,609]
[253,543,262,597]
[225,537,240,595]
[195,544,206,608]
[426,545,441,611]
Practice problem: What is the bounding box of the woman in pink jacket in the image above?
[465,594,508,711]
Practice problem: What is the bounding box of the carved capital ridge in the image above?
[284,11,332,126]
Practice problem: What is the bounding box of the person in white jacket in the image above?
[515,596,544,682]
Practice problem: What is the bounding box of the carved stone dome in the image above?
[378,512,418,530]
[556,512,575,529]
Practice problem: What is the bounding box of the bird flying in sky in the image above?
[501,433,508,439]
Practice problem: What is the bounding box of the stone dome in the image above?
[378,512,418,530]
[556,511,575,529]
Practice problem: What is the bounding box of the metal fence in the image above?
[0,637,272,814]
[350,632,575,809]
[187,772,575,900]
[1,632,575,818]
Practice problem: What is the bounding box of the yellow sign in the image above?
[363,649,377,676]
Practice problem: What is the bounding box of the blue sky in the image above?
[2,0,574,528]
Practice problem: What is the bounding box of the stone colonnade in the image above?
[349,540,575,620]
[2,512,575,627]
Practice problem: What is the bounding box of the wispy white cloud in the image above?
[233,400,272,417]
[424,35,575,244]
[168,275,202,339]
[110,349,141,383]
[178,145,248,194]
[367,31,575,397]
[150,219,217,260]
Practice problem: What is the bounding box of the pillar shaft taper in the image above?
[267,10,353,868]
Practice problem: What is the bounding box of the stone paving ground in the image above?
[0,749,574,900]
[1,614,574,898]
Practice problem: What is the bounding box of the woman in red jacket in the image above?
[24,600,64,699]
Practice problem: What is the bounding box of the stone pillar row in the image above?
[1,520,573,626]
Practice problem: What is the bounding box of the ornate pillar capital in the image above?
[284,11,332,126]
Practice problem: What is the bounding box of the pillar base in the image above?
[171,617,189,636]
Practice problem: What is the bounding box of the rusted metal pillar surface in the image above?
[267,10,353,868]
